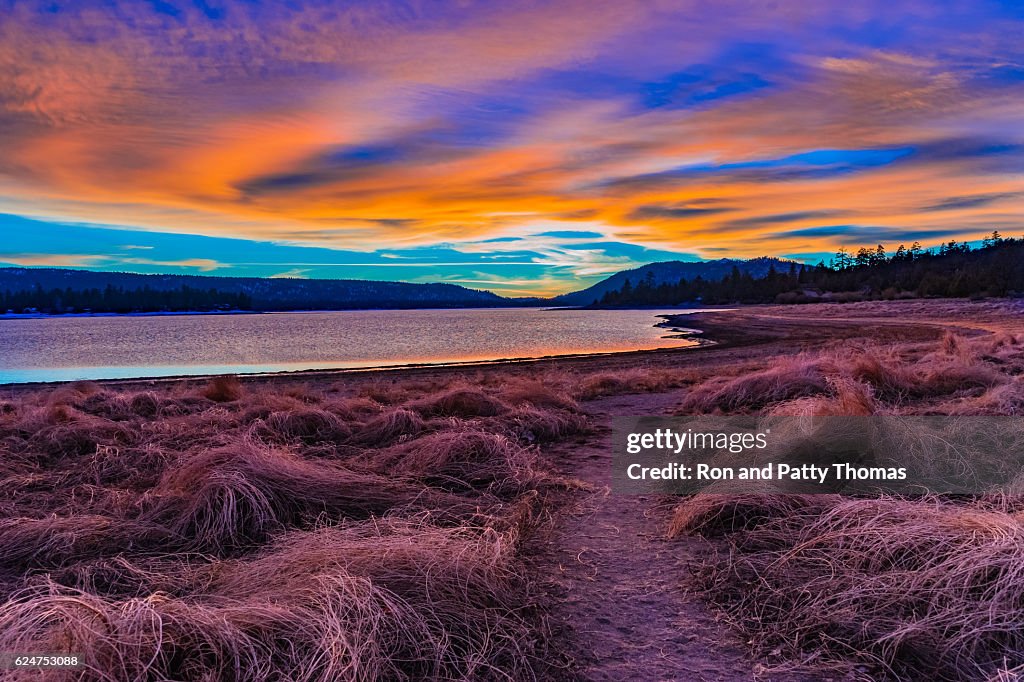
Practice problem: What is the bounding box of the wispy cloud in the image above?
[1,1,1023,291]
[116,257,224,272]
[0,253,107,268]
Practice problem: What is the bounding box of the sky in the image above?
[1,1,1022,296]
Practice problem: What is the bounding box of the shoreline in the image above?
[0,340,709,390]
[1,299,1007,391]
[0,309,727,389]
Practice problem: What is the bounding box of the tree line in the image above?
[1,284,253,314]
[596,231,1022,306]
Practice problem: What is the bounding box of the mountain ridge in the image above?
[549,257,795,306]
[1,257,794,312]
[0,267,506,311]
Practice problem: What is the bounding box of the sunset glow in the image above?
[2,1,1023,294]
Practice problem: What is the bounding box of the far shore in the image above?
[0,304,591,321]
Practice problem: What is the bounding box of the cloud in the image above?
[772,224,966,244]
[600,147,916,192]
[628,204,734,221]
[721,210,845,229]
[532,230,605,239]
[0,253,107,268]
[1,1,1023,288]
[920,192,1022,212]
[269,268,311,279]
[116,257,224,272]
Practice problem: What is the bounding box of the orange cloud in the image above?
[1,0,1022,265]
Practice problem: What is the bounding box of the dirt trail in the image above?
[537,392,822,682]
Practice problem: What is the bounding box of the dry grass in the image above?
[669,492,840,538]
[575,367,693,400]
[351,407,425,446]
[0,370,590,680]
[677,495,1024,681]
[497,405,589,444]
[369,429,537,495]
[143,442,469,552]
[410,387,509,418]
[768,376,877,416]
[679,358,835,414]
[669,329,1024,680]
[677,331,1021,416]
[0,520,537,682]
[202,375,244,403]
[252,407,352,445]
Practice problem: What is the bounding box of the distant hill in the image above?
[0,268,508,313]
[549,257,792,306]
[583,234,1024,307]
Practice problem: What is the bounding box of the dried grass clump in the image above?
[253,408,352,445]
[75,390,163,421]
[0,516,169,571]
[373,430,535,491]
[45,382,102,408]
[498,379,579,410]
[128,391,161,418]
[351,407,425,447]
[939,330,977,362]
[40,556,194,600]
[849,345,1004,404]
[151,394,214,417]
[848,351,919,402]
[917,363,1004,397]
[669,492,840,538]
[17,408,136,460]
[952,378,1024,416]
[202,375,244,403]
[145,443,456,550]
[0,522,538,682]
[76,444,172,488]
[692,497,1024,680]
[410,388,509,418]
[768,377,876,417]
[498,406,588,444]
[679,359,834,414]
[575,368,692,400]
[323,395,383,421]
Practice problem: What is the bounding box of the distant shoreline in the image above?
[0,304,731,321]
[0,309,260,320]
[0,305,598,321]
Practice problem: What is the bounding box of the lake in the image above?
[0,308,704,384]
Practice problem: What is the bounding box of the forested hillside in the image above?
[0,269,506,314]
[594,232,1021,306]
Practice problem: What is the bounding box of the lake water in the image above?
[0,308,703,384]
